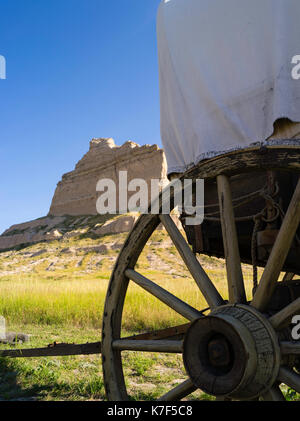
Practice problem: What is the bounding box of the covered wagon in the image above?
[2,0,300,403]
[102,0,300,401]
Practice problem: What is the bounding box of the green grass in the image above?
[0,323,214,401]
[0,325,106,401]
[0,274,109,327]
[0,229,298,401]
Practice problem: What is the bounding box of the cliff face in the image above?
[49,138,167,216]
[0,138,168,251]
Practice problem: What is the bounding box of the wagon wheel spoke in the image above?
[122,323,190,341]
[125,269,202,321]
[158,379,197,401]
[269,297,300,329]
[217,175,246,304]
[251,178,300,311]
[112,339,183,353]
[159,214,223,309]
[278,366,300,394]
[261,386,286,401]
[114,323,189,351]
[280,341,300,355]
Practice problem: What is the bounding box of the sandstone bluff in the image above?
[0,138,168,251]
[50,137,167,216]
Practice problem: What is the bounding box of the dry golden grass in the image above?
[0,229,260,331]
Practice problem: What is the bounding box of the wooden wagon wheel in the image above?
[102,144,300,401]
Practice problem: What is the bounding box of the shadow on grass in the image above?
[0,358,51,401]
[0,357,106,401]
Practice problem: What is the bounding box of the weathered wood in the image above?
[278,366,300,393]
[127,323,190,341]
[252,178,300,311]
[0,341,101,358]
[125,269,202,321]
[269,297,300,329]
[185,146,300,182]
[217,175,246,304]
[103,215,160,400]
[158,379,197,401]
[159,214,223,308]
[0,325,190,359]
[262,386,286,401]
[102,145,300,401]
[282,272,295,282]
[112,339,183,353]
[280,341,300,355]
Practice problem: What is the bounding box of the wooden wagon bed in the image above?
[183,169,300,275]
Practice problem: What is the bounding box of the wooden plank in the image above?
[252,178,300,311]
[126,269,202,321]
[112,339,183,353]
[217,175,246,304]
[159,214,223,308]
[0,341,102,358]
[282,272,295,282]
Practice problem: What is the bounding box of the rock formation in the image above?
[0,138,169,251]
[49,138,168,216]
[0,214,140,252]
[0,216,65,251]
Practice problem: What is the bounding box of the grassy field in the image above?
[0,229,297,401]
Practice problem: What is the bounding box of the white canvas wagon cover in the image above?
[157,0,300,174]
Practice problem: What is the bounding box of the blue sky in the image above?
[0,0,162,234]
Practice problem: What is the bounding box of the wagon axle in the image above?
[207,335,232,369]
[183,305,280,400]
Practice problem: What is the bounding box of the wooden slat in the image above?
[217,175,246,304]
[158,379,197,401]
[0,341,102,358]
[252,178,300,311]
[282,272,295,282]
[126,269,202,321]
[112,339,183,353]
[278,366,300,393]
[269,297,300,329]
[159,214,223,308]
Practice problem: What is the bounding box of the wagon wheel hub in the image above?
[183,305,281,400]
